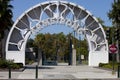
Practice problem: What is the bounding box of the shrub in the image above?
[0,59,23,69]
[0,59,10,68]
[11,64,20,69]
[25,58,34,65]
[99,63,108,67]
[99,62,120,70]
[102,64,112,69]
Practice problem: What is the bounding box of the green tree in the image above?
[34,32,89,63]
[56,32,66,62]
[26,38,34,48]
[108,0,120,27]
[97,17,105,27]
[108,0,120,62]
[76,40,88,60]
[34,33,45,49]
[0,0,13,39]
[0,0,13,58]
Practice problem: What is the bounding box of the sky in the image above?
[10,0,114,37]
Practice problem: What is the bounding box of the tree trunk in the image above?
[0,40,2,58]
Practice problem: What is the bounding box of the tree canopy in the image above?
[108,0,120,27]
[29,32,88,62]
[0,0,13,39]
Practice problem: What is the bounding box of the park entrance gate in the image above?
[5,0,108,66]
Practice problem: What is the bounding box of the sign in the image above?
[109,44,117,53]
[81,55,84,59]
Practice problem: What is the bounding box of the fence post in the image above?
[36,65,38,79]
[9,65,11,79]
[118,66,120,78]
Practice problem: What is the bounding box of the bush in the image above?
[11,63,23,69]
[99,62,120,70]
[102,64,112,69]
[0,59,23,69]
[25,58,34,64]
[0,59,10,68]
[99,63,108,67]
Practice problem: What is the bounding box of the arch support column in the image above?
[6,51,25,66]
[89,51,108,66]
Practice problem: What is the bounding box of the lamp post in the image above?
[79,34,81,64]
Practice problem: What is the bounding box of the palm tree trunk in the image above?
[38,48,42,66]
[0,40,2,58]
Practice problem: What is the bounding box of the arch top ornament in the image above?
[5,0,108,66]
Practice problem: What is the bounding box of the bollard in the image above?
[118,66,120,78]
[9,65,11,79]
[36,65,38,79]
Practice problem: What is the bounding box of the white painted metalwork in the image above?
[5,0,108,66]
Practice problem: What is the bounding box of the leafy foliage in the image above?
[0,0,13,39]
[99,62,120,70]
[26,38,35,48]
[34,32,88,62]
[108,0,120,62]
[0,59,23,69]
[108,0,120,27]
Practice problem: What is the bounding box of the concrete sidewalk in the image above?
[0,64,118,79]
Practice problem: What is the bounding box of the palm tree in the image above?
[108,0,120,27]
[0,0,13,58]
[108,0,120,62]
[34,33,45,49]
[0,0,13,39]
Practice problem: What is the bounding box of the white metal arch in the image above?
[6,0,108,66]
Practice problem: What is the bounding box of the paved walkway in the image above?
[0,63,118,79]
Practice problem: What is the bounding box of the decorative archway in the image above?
[5,0,108,66]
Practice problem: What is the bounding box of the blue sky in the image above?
[11,0,113,36]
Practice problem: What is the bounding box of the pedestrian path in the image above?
[0,64,118,79]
